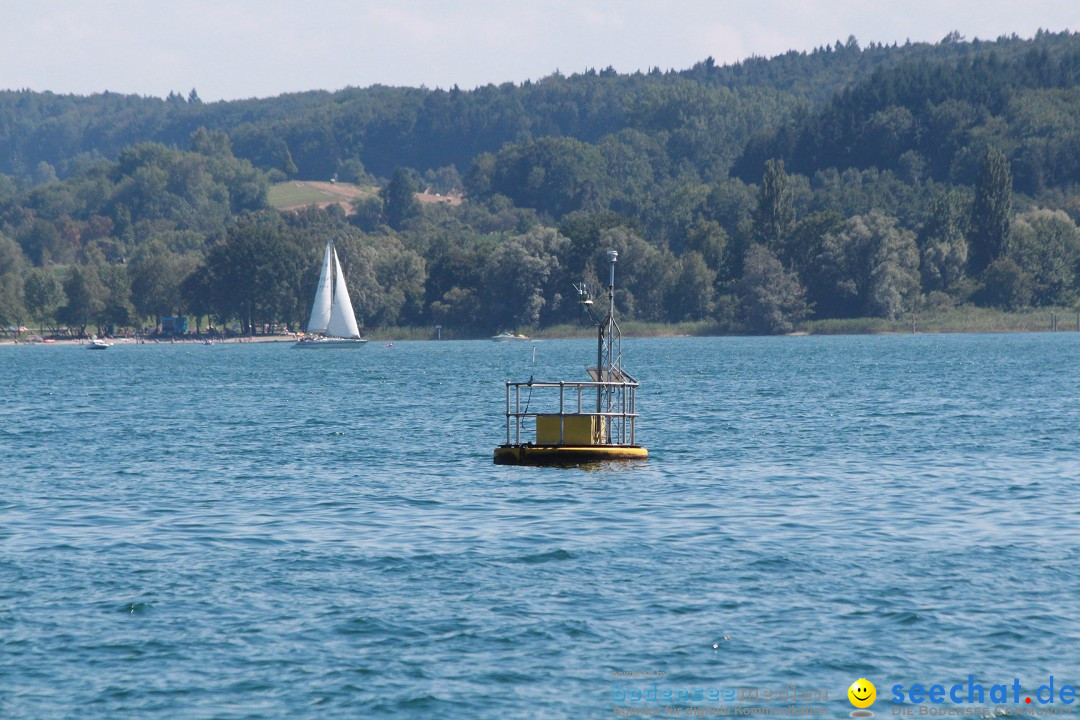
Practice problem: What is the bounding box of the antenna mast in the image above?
[574,250,630,444]
[597,251,623,439]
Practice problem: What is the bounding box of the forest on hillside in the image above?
[0,30,1078,337]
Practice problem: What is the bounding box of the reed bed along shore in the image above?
[6,307,1077,346]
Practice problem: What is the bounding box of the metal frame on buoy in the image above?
[494,250,648,465]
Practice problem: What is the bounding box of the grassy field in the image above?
[267,183,327,208]
[267,181,376,211]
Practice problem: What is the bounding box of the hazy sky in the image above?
[1,0,1075,101]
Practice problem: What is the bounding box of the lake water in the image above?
[2,334,1079,719]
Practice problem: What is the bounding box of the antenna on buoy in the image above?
[595,250,623,440]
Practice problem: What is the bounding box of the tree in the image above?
[978,257,1032,309]
[597,129,663,216]
[98,264,134,331]
[969,146,1012,274]
[429,286,481,330]
[421,231,494,314]
[595,226,674,322]
[919,190,970,294]
[31,161,58,186]
[790,211,846,314]
[463,152,495,199]
[349,195,385,232]
[0,272,24,328]
[706,177,755,242]
[17,219,71,266]
[58,264,107,336]
[664,251,716,321]
[203,213,306,333]
[813,211,920,319]
[481,227,568,329]
[317,232,429,330]
[738,244,810,334]
[424,165,463,195]
[557,211,635,282]
[490,137,605,219]
[0,234,27,327]
[23,268,64,330]
[641,180,711,253]
[753,159,795,254]
[866,218,921,319]
[181,267,215,333]
[380,167,420,230]
[129,243,199,322]
[378,247,427,326]
[1007,209,1080,306]
[684,220,728,276]
[190,127,232,157]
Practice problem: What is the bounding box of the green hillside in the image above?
[1,30,1078,337]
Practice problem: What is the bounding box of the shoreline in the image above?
[2,326,1078,346]
[3,309,1078,346]
[0,335,297,346]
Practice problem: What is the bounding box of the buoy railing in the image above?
[504,379,639,447]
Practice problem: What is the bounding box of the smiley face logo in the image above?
[848,678,876,709]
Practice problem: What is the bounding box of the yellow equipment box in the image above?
[536,414,605,445]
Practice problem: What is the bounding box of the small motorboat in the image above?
[87,339,112,350]
[491,332,530,342]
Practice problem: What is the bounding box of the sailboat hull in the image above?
[292,338,369,348]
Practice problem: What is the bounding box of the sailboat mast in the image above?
[329,239,336,306]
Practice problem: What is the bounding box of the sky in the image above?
[0,0,1075,102]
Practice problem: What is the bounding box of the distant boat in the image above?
[491,332,530,342]
[294,240,368,349]
[87,339,111,350]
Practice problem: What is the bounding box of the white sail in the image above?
[306,241,334,333]
[325,247,361,338]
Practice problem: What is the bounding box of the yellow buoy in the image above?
[493,250,648,466]
[494,444,648,465]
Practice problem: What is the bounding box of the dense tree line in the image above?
[3,31,1075,187]
[733,32,1080,193]
[0,31,1079,337]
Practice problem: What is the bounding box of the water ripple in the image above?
[1,335,1078,718]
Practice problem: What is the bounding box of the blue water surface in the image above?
[1,334,1078,719]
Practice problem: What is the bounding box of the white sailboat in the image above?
[294,240,368,348]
